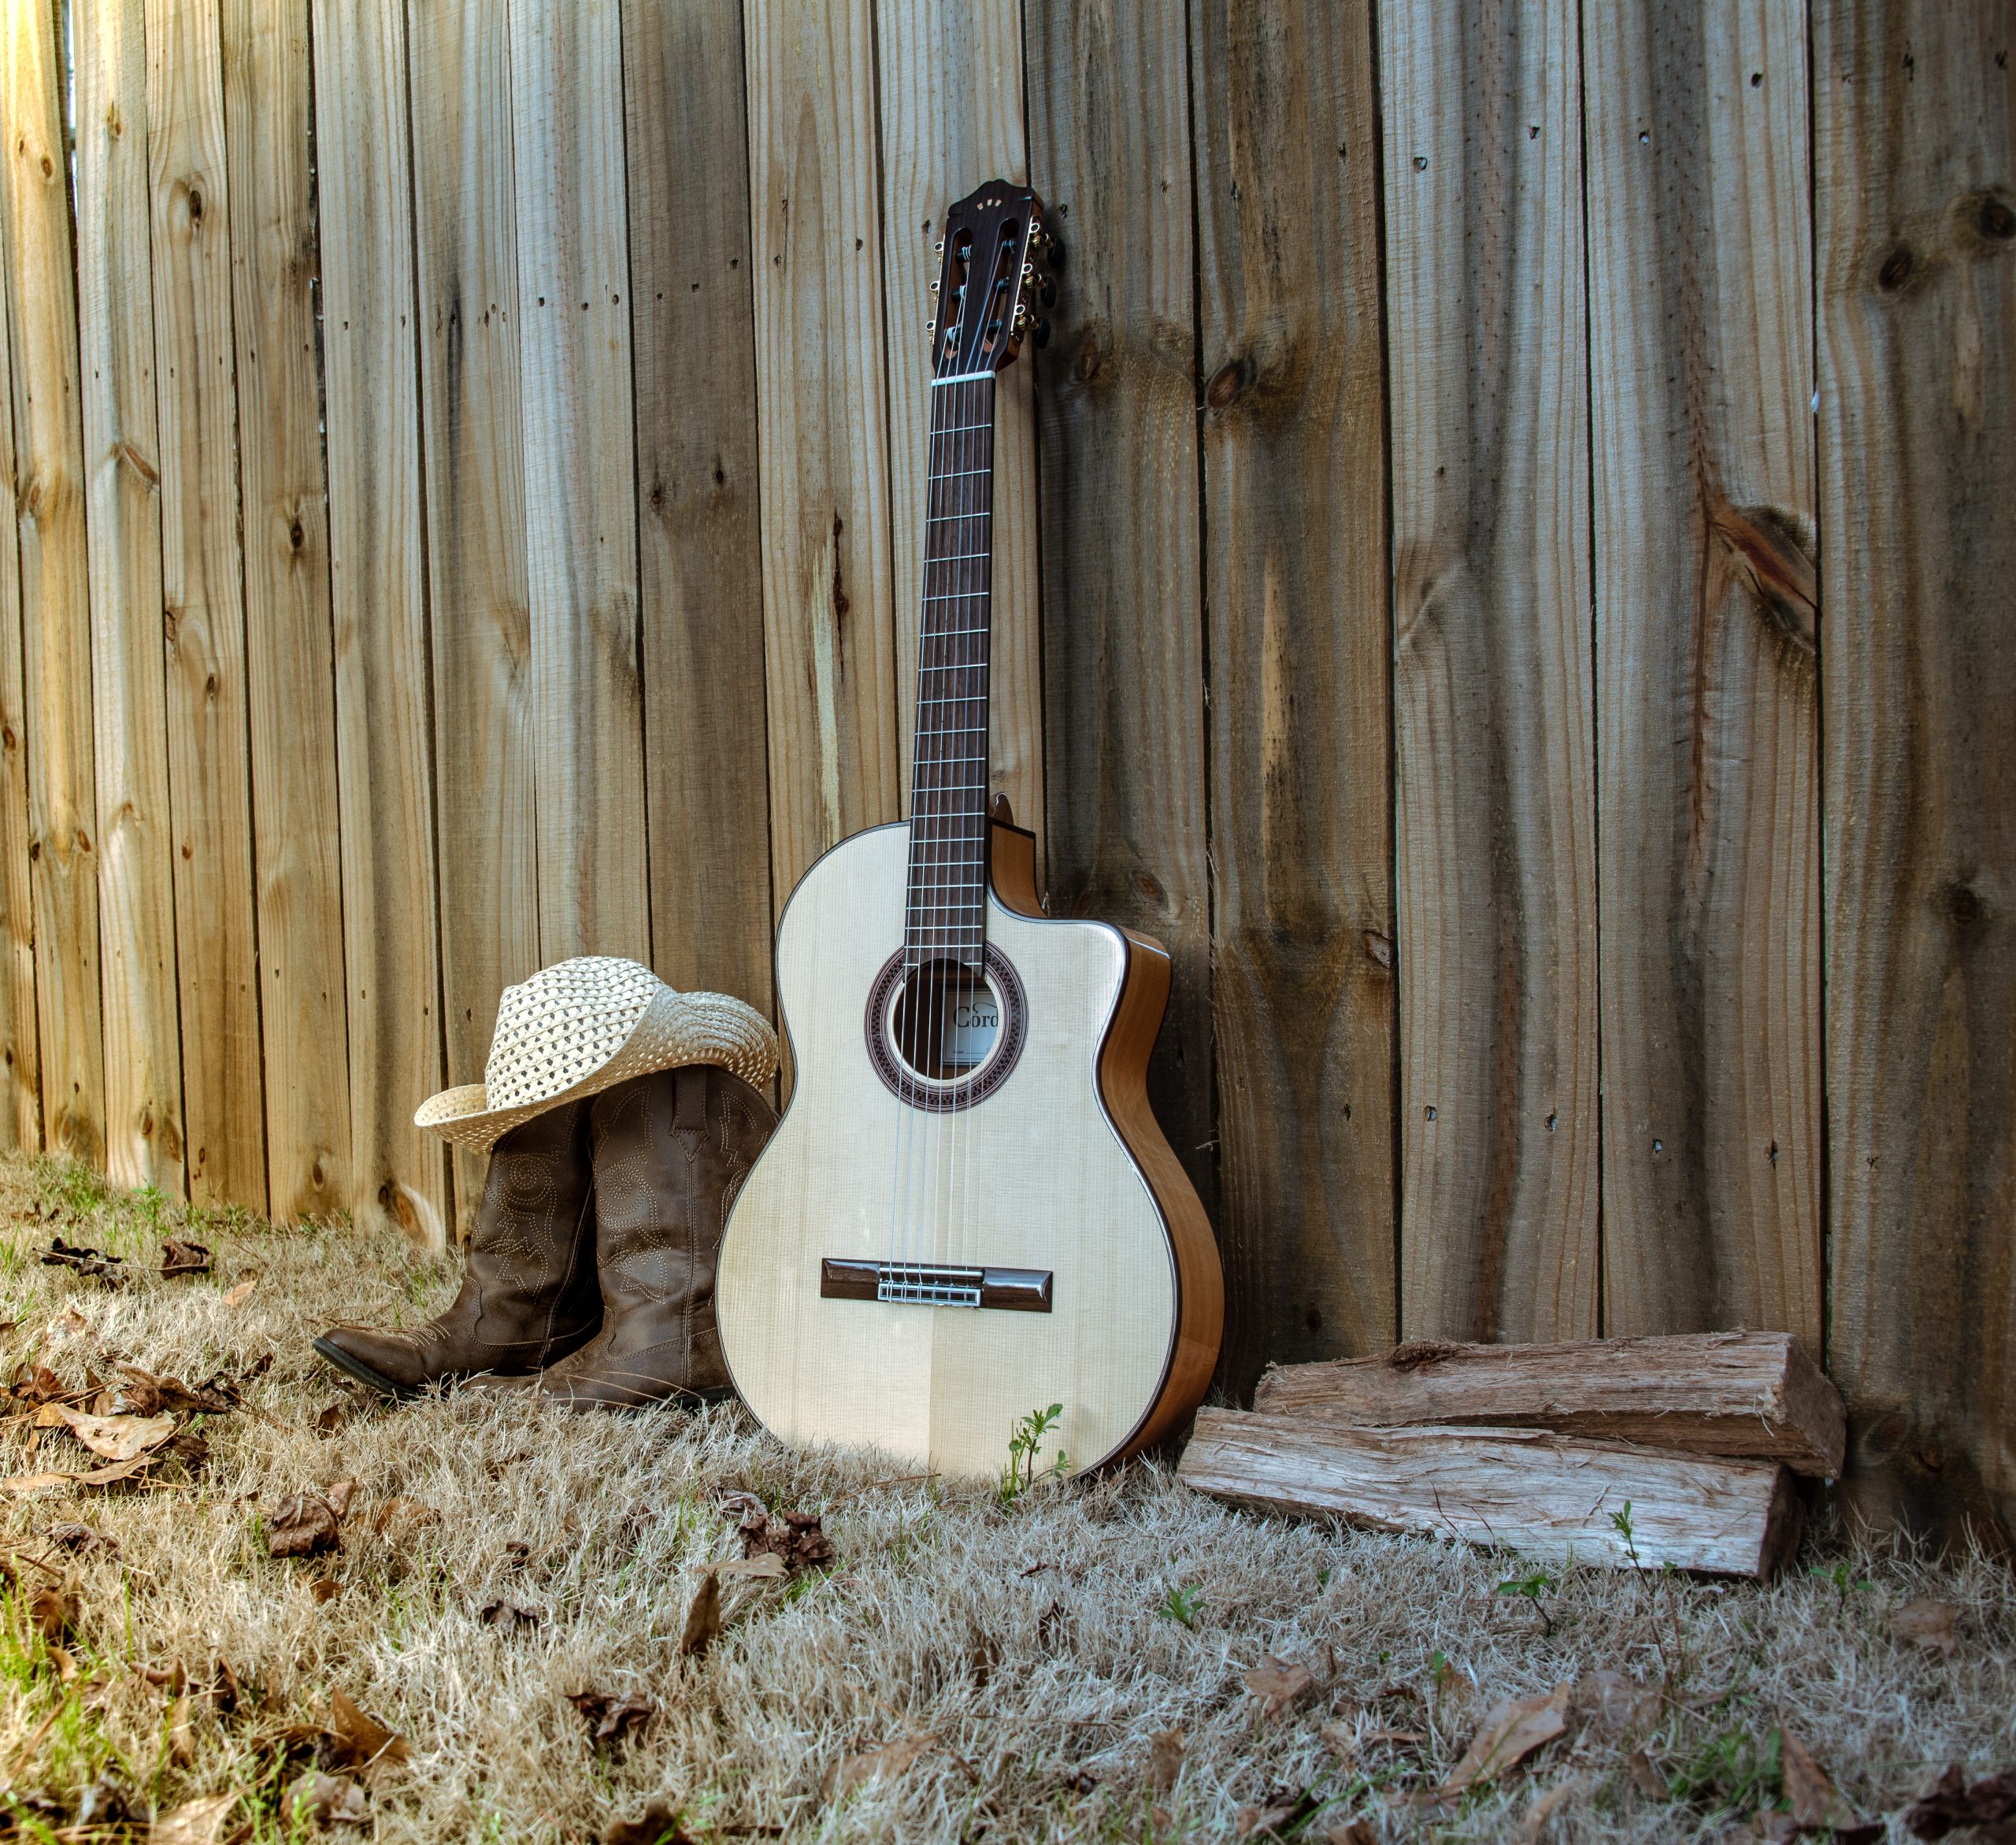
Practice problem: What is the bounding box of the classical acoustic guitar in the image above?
[717,181,1222,1480]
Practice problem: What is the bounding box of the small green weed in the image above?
[999,1402,1066,1502]
[1156,1582,1204,1629]
[1810,1559,1873,1610]
[1497,1564,1559,1635]
[1665,1721,1782,1817]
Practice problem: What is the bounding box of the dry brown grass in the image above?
[0,1151,2010,1843]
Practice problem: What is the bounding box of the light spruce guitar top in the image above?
[716,182,1221,1480]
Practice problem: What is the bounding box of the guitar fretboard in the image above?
[904,373,995,969]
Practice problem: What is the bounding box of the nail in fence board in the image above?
[1181,1408,1803,1579]
[510,0,650,967]
[220,0,350,1224]
[0,139,39,1154]
[1816,0,2016,1546]
[311,0,447,1245]
[410,0,540,1243]
[2,1,109,1168]
[76,0,187,1195]
[741,0,902,945]
[1585,0,1821,1348]
[876,0,1045,847]
[624,0,774,1017]
[1191,0,1395,1392]
[146,0,266,1210]
[1254,1331,1845,1477]
[1380,0,1598,1343]
[1025,0,1216,1219]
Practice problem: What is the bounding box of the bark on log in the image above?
[1254,1331,1844,1476]
[1180,1409,1802,1578]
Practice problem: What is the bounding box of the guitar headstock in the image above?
[927,180,1057,379]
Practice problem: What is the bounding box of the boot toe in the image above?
[313,1327,432,1399]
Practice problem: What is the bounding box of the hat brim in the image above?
[413,987,777,1153]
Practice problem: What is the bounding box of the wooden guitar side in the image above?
[717,815,1223,1477]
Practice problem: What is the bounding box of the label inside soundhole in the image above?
[866,946,1026,1111]
[893,962,999,1077]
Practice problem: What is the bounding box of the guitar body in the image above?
[717,814,1221,1477]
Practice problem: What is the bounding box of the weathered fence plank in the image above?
[0,176,39,1153]
[1025,0,1216,1218]
[1191,0,1395,1393]
[742,0,902,932]
[2,0,109,1167]
[1817,0,2016,1545]
[1586,1,1821,1347]
[510,0,649,966]
[75,0,187,1195]
[622,0,773,1011]
[876,0,1044,842]
[146,0,265,1210]
[410,0,539,1240]
[312,0,447,1244]
[220,0,350,1223]
[1381,0,1598,1343]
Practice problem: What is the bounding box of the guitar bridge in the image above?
[820,1258,1052,1312]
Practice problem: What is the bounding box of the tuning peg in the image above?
[1032,317,1051,350]
[1039,275,1056,309]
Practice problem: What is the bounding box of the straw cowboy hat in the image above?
[413,956,779,1154]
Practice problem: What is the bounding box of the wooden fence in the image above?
[1,0,2010,1546]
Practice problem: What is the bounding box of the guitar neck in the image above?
[905,372,996,969]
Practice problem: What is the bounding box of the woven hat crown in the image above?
[482,956,663,1112]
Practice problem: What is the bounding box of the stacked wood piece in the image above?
[1180,1332,1844,1578]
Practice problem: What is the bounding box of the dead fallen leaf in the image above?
[715,1551,788,1580]
[326,1478,358,1519]
[371,1496,441,1534]
[567,1688,655,1751]
[43,1237,125,1284]
[831,1732,936,1800]
[269,1491,343,1558]
[1780,1726,1865,1834]
[1441,1684,1569,1796]
[680,1570,722,1658]
[311,1579,343,1606]
[601,1799,694,1845]
[166,1691,195,1765]
[113,1364,235,1417]
[730,1499,836,1573]
[220,1280,257,1309]
[328,1689,410,1772]
[1892,1598,1961,1658]
[1362,1728,1425,1750]
[1627,1747,1666,1799]
[1236,1788,1320,1837]
[1243,1654,1314,1713]
[1906,1765,2016,1839]
[160,1239,213,1279]
[481,1597,543,1628]
[28,1581,78,1641]
[136,1661,187,1692]
[1573,1668,1658,1734]
[1147,1728,1184,1798]
[1521,1777,1587,1842]
[284,1770,369,1826]
[501,1539,532,1570]
[10,1361,73,1405]
[48,1520,115,1554]
[314,1403,351,1436]
[150,1790,239,1845]
[1325,1822,1375,1845]
[208,1656,240,1715]
[1318,1721,1357,1765]
[55,1403,176,1462]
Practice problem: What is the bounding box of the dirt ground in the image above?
[0,1153,2010,1843]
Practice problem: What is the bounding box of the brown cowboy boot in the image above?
[313,1098,601,1399]
[533,1065,775,1410]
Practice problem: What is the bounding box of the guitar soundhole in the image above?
[865,946,1026,1112]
